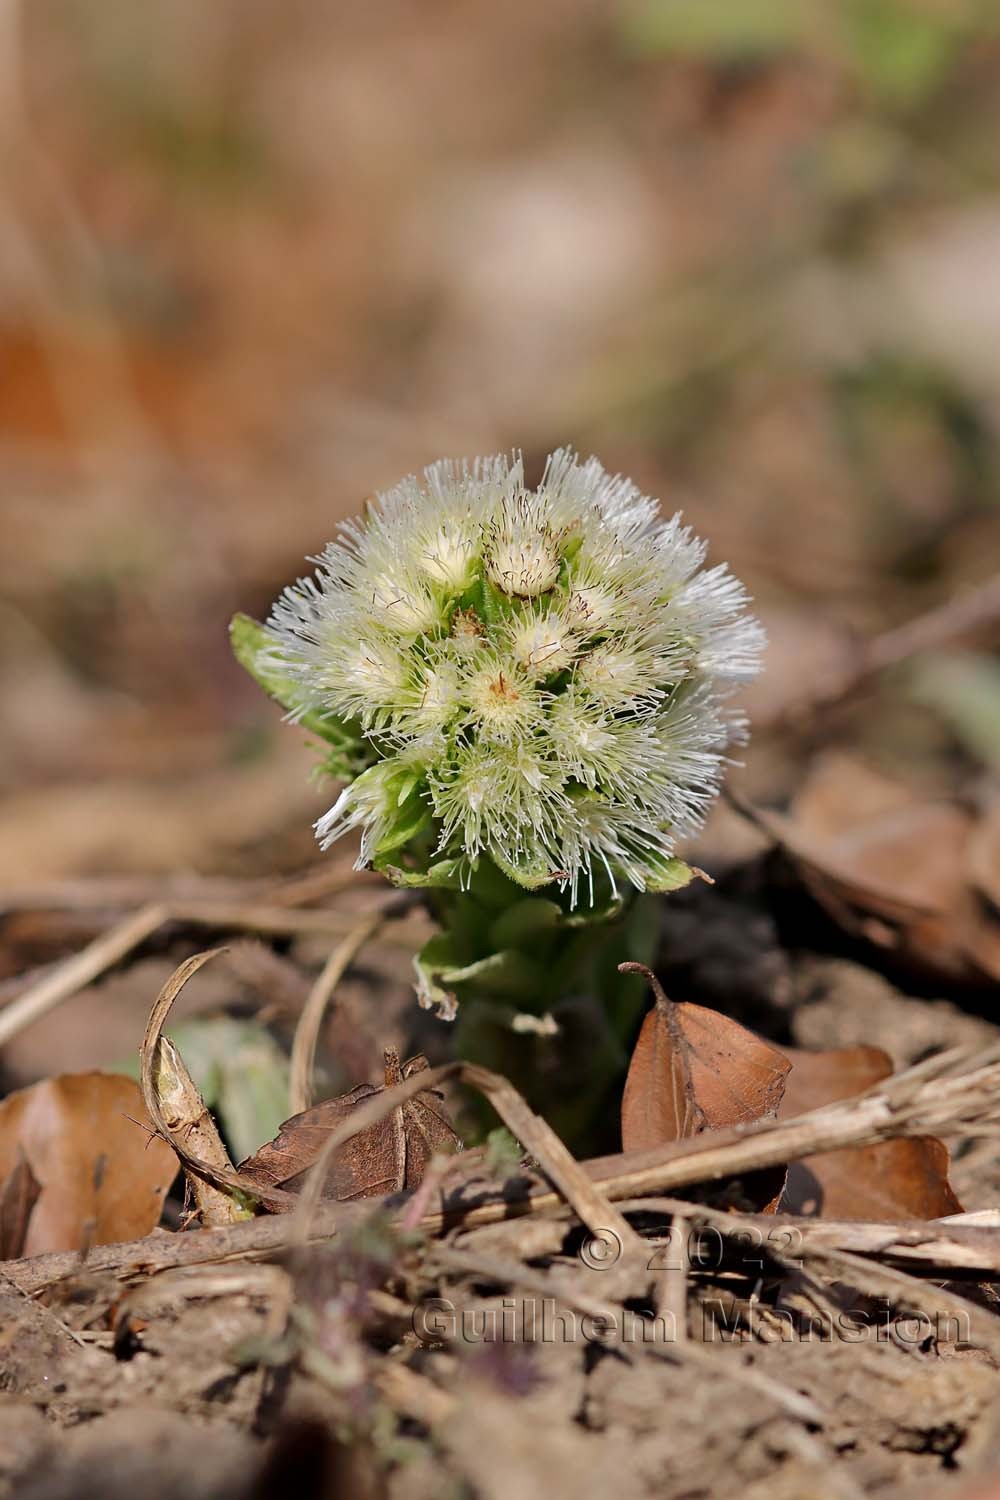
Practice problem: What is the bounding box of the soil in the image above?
[1,875,998,1500]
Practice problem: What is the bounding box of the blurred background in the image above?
[3,0,1000,888]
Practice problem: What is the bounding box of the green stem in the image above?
[417,860,659,1151]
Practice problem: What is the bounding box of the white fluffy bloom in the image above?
[263,449,764,904]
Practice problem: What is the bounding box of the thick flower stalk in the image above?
[232,450,762,1139]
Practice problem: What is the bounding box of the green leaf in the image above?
[561,889,625,928]
[372,786,432,859]
[464,857,529,909]
[229,613,365,765]
[488,845,558,892]
[413,932,545,1014]
[316,740,371,781]
[483,1127,523,1176]
[453,993,627,1150]
[439,948,544,1000]
[488,897,563,950]
[413,933,472,1017]
[380,856,466,891]
[625,0,970,108]
[642,854,701,894]
[402,855,537,909]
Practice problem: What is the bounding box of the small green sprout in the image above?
[234,446,762,1133]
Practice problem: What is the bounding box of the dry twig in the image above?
[0,860,369,917]
[8,1042,1000,1297]
[0,891,407,1046]
[0,902,170,1049]
[757,571,1000,733]
[431,1243,822,1424]
[618,1198,1000,1281]
[289,911,387,1114]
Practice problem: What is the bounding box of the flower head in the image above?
[257,449,764,904]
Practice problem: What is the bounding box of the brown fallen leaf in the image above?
[779,1044,962,1220]
[756,753,1000,985]
[0,1073,177,1256]
[238,1049,463,1202]
[619,963,790,1211]
[0,1150,41,1259]
[620,964,791,1145]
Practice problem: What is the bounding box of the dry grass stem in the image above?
[657,1210,689,1342]
[619,1196,1000,1280]
[796,1243,1000,1357]
[756,571,1000,733]
[289,910,388,1114]
[432,1243,823,1424]
[0,889,409,1046]
[0,858,368,916]
[0,901,170,1048]
[374,1362,457,1426]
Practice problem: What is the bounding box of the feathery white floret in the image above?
[263,449,764,903]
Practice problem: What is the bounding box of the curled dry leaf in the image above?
[779,1044,962,1220]
[152,1036,250,1227]
[0,1073,177,1256]
[759,753,1000,985]
[238,1049,463,1202]
[619,964,790,1211]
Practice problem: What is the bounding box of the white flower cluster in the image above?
[264,450,764,904]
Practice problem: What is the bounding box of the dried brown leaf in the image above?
[0,1073,177,1255]
[764,753,1000,984]
[239,1049,463,1202]
[779,1044,962,1220]
[621,965,790,1148]
[619,964,790,1211]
